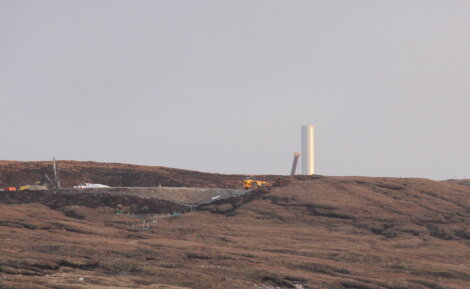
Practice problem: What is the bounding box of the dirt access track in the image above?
[0,187,253,214]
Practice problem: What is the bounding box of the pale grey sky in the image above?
[1,1,469,179]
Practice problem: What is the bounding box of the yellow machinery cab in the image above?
[243,177,269,190]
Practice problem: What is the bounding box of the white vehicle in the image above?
[73,183,110,189]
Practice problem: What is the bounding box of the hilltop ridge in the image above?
[0,160,247,189]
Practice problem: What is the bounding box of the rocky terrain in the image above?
[0,161,469,289]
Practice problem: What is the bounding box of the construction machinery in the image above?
[17,174,56,191]
[3,159,60,192]
[40,174,59,189]
[243,177,270,190]
[19,184,48,191]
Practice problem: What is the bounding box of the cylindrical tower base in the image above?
[301,125,314,175]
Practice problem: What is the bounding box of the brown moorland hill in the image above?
[445,179,470,187]
[0,160,255,189]
[0,173,469,289]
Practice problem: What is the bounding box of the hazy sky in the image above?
[1,1,469,179]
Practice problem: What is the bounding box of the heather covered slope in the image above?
[0,161,248,189]
[0,176,469,289]
[445,179,470,187]
[258,176,470,241]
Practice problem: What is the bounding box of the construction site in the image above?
[0,158,469,289]
[0,121,467,289]
[3,0,470,287]
[0,159,278,215]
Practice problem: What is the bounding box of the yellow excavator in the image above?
[243,176,270,190]
[19,174,57,191]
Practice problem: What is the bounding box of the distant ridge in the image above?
[0,160,246,189]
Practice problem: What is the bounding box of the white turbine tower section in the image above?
[301,125,315,175]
